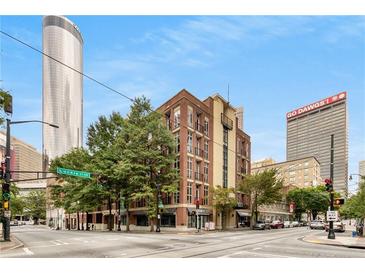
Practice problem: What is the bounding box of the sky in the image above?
[0,16,364,193]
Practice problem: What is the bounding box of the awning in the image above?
[236,210,251,217]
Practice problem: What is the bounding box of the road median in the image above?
[302,235,365,249]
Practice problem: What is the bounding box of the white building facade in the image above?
[43,16,83,229]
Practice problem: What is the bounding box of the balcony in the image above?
[195,172,204,182]
[165,119,180,130]
[195,122,204,135]
[221,113,233,130]
[194,147,204,158]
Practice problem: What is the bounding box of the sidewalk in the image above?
[0,236,24,253]
[303,234,365,249]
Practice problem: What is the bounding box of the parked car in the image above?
[325,221,346,232]
[310,220,325,230]
[270,220,284,229]
[299,221,308,227]
[291,221,299,227]
[254,221,271,230]
[10,220,19,226]
[284,221,292,228]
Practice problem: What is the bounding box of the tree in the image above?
[87,112,126,231]
[49,147,96,230]
[239,169,284,228]
[212,186,237,230]
[340,182,365,220]
[23,190,46,224]
[287,186,331,221]
[117,96,179,232]
[0,89,12,125]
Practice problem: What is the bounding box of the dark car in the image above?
[270,220,284,229]
[254,221,271,230]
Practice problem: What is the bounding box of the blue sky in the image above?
[1,16,364,192]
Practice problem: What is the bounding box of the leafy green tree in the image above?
[212,186,237,230]
[23,190,46,224]
[239,169,284,228]
[0,89,12,125]
[87,112,126,231]
[49,147,96,230]
[287,186,333,221]
[117,97,179,231]
[340,182,365,220]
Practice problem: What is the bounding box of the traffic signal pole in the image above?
[2,119,11,241]
[328,134,335,240]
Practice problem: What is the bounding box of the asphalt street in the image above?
[1,225,365,258]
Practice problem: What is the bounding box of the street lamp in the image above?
[1,118,58,241]
[156,182,161,232]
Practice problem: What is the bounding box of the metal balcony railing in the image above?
[221,113,233,130]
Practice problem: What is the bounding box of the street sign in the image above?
[4,210,11,218]
[57,167,91,179]
[327,210,338,221]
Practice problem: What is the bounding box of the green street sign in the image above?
[56,167,91,179]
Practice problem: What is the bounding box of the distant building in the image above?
[359,160,365,177]
[287,92,348,197]
[43,15,83,229]
[252,156,321,221]
[42,15,83,161]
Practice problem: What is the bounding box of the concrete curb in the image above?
[302,236,365,250]
[0,236,24,252]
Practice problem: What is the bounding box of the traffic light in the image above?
[324,178,333,192]
[195,199,200,209]
[2,183,11,200]
[334,198,345,205]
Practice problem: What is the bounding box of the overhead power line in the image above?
[0,30,134,102]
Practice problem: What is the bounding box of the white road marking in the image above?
[50,241,61,245]
[23,248,34,255]
[252,247,262,251]
[55,240,70,245]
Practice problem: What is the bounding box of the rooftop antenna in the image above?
[227,83,230,104]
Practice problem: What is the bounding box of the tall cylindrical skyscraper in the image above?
[42,15,83,161]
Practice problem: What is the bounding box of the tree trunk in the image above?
[86,212,89,231]
[126,203,130,232]
[150,217,154,232]
[81,212,84,230]
[77,211,80,230]
[108,196,112,231]
[117,191,121,231]
[221,211,225,230]
[68,213,71,230]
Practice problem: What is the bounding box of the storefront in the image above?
[187,208,212,229]
[160,208,176,227]
[236,210,251,227]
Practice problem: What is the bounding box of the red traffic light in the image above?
[324,178,332,184]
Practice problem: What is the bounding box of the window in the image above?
[187,157,193,179]
[174,108,180,128]
[196,161,200,175]
[304,162,309,167]
[174,156,180,170]
[187,131,193,153]
[195,185,200,201]
[204,185,209,205]
[188,106,193,127]
[174,186,180,204]
[175,133,180,153]
[136,215,148,226]
[204,118,209,135]
[289,177,295,182]
[289,171,296,176]
[304,168,308,174]
[161,214,176,227]
[204,140,209,159]
[187,182,192,203]
[204,162,209,182]
[223,127,228,188]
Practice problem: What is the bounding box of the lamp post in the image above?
[2,119,58,241]
[327,134,336,240]
[156,182,161,232]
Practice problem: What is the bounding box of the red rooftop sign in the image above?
[286,91,347,119]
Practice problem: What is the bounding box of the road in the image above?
[1,225,364,258]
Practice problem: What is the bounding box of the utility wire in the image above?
[0,30,134,102]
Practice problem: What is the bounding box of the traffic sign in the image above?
[4,210,11,218]
[57,167,91,179]
[327,210,338,221]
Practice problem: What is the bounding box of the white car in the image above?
[291,221,299,227]
[284,221,292,228]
